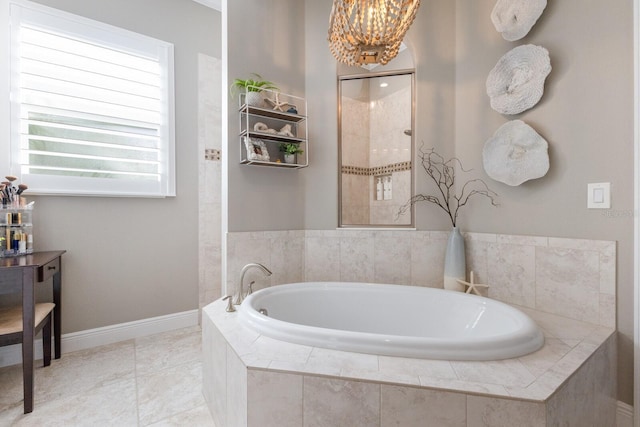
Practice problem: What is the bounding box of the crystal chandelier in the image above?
[328,0,421,66]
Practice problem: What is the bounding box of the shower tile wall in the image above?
[225,230,615,328]
[198,54,223,315]
[341,97,370,224]
[341,84,411,225]
[368,85,412,225]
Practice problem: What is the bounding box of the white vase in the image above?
[444,227,466,292]
[284,153,296,164]
[245,91,264,107]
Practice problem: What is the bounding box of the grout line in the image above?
[133,334,141,426]
[378,381,382,425]
[301,375,305,426]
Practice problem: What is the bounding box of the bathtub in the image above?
[238,282,544,361]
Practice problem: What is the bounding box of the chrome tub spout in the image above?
[234,263,272,305]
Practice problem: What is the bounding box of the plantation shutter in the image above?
[9,1,175,196]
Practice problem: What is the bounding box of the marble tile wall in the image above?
[367,84,412,225]
[341,96,370,225]
[341,174,370,225]
[226,229,616,327]
[465,233,616,328]
[369,170,412,225]
[369,85,412,168]
[240,368,551,427]
[198,54,223,316]
[202,316,227,427]
[341,96,370,168]
[225,231,305,298]
[546,333,617,425]
[341,82,412,226]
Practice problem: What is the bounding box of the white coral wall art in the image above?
[486,44,551,115]
[491,0,547,41]
[483,120,549,186]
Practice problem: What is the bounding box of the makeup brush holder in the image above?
[0,203,34,257]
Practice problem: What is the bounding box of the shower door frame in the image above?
[634,0,640,424]
[337,69,416,228]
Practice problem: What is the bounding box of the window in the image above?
[7,0,175,197]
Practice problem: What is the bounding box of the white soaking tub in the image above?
[238,282,544,361]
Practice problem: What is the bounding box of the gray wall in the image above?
[303,0,634,405]
[303,0,456,230]
[27,0,221,332]
[454,0,634,405]
[225,0,306,232]
[303,0,338,229]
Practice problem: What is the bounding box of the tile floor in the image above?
[0,326,216,426]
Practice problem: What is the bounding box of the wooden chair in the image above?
[0,302,55,413]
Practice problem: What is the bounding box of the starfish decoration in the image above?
[456,271,489,296]
[264,92,290,112]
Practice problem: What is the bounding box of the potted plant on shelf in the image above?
[279,143,303,164]
[230,73,278,107]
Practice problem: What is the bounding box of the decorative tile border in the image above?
[341,161,412,176]
[204,148,221,161]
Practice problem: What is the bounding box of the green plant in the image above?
[279,143,303,155]
[230,73,278,97]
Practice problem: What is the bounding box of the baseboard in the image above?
[618,401,634,427]
[0,309,199,368]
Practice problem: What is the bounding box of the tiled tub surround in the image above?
[203,300,616,426]
[212,230,617,426]
[198,54,223,314]
[226,230,615,330]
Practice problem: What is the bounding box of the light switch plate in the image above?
[587,182,610,209]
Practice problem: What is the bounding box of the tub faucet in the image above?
[234,263,272,305]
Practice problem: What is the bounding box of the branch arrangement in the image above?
[398,146,498,227]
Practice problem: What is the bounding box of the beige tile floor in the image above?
[0,326,216,426]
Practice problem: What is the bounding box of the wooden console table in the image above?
[0,250,65,413]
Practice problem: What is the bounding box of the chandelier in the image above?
[328,0,421,66]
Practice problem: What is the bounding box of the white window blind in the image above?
[9,1,175,197]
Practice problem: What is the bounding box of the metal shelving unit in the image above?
[239,89,308,169]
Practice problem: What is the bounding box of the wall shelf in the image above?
[239,159,305,168]
[239,130,305,144]
[239,104,306,123]
[238,89,308,169]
